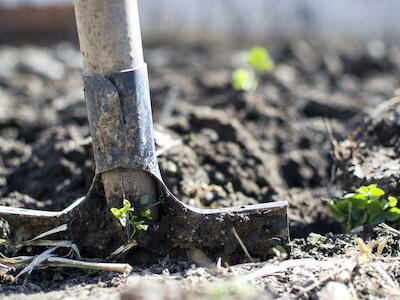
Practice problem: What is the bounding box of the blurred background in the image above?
[1,0,400,43]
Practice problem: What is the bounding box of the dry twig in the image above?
[370,95,400,119]
[17,224,68,249]
[44,257,132,274]
[1,252,132,275]
[107,240,138,260]
[231,227,254,262]
[16,247,58,281]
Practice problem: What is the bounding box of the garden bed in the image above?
[1,38,400,299]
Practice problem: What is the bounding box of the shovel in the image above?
[0,0,288,262]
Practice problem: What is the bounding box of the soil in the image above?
[336,104,400,196]
[0,38,400,299]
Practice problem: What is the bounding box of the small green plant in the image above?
[231,46,274,92]
[246,47,274,73]
[231,69,257,92]
[110,196,152,238]
[328,184,400,232]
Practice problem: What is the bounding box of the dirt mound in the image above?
[336,104,400,196]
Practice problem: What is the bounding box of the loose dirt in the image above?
[1,39,400,299]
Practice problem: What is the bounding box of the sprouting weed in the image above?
[328,184,400,232]
[232,69,258,92]
[110,197,153,238]
[246,47,274,74]
[231,46,274,92]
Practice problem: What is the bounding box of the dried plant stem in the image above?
[44,257,132,274]
[1,255,132,274]
[231,227,254,262]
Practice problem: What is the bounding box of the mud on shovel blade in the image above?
[0,0,289,262]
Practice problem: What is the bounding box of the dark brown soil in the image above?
[336,104,400,196]
[1,38,400,299]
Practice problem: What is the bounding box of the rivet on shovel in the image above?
[0,0,289,262]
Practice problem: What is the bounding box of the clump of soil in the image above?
[1,38,400,299]
[336,104,400,196]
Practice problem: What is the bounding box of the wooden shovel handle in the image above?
[74,0,158,216]
[74,0,144,74]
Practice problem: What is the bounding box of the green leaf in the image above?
[336,200,351,214]
[369,187,385,198]
[351,208,368,224]
[123,199,131,209]
[328,201,346,222]
[358,186,370,194]
[353,214,368,227]
[388,196,398,207]
[120,199,132,214]
[358,184,385,199]
[246,47,274,73]
[110,208,121,219]
[368,214,386,225]
[386,207,400,222]
[353,193,368,201]
[231,69,257,92]
[135,224,149,232]
[350,194,368,209]
[140,208,152,219]
[366,199,384,216]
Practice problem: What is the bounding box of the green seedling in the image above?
[231,46,274,92]
[110,196,152,238]
[246,47,274,74]
[231,69,258,92]
[328,184,400,232]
